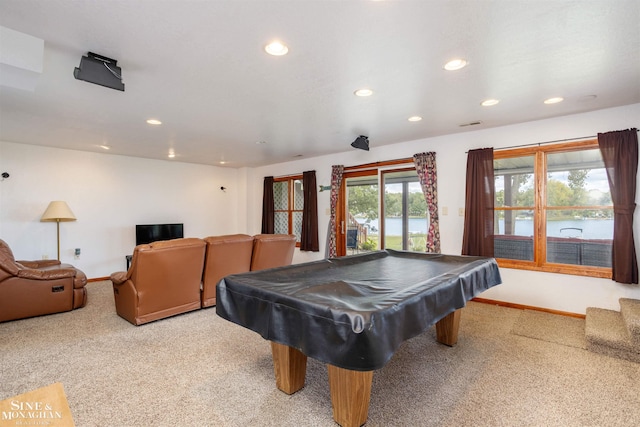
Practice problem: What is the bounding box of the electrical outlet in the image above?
[459,208,465,216]
[441,206,448,216]
[42,254,49,260]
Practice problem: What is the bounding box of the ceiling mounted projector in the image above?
[73,52,124,91]
[351,135,370,151]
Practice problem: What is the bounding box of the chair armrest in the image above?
[110,271,128,285]
[17,259,62,268]
[17,267,76,280]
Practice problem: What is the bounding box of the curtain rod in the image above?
[343,157,414,172]
[494,135,597,151]
[471,128,639,153]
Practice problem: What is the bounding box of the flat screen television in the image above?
[135,223,184,246]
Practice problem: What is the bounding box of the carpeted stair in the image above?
[585,298,640,363]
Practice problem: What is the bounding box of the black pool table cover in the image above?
[216,250,502,371]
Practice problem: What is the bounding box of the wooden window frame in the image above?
[274,175,303,247]
[494,139,612,279]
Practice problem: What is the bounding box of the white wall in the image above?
[1,104,638,314]
[0,143,242,278]
[246,103,640,314]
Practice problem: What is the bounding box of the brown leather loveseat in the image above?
[0,238,88,323]
[201,233,296,308]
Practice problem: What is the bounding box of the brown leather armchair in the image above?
[250,234,296,271]
[0,239,87,323]
[110,238,206,325]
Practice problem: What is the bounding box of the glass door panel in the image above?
[345,175,379,254]
[382,169,427,252]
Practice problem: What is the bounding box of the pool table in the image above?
[216,249,501,426]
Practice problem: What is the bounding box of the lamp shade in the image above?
[41,201,76,222]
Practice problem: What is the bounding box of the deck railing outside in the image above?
[494,235,612,267]
[346,214,368,251]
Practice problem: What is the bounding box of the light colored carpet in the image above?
[1,281,639,427]
[511,309,587,349]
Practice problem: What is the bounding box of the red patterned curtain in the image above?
[301,171,319,251]
[413,152,441,253]
[462,148,494,257]
[328,165,344,258]
[598,128,638,284]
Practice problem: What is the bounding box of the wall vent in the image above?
[459,121,483,127]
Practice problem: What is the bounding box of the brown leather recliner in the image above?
[0,239,87,323]
[250,234,297,271]
[201,234,254,308]
[110,238,206,326]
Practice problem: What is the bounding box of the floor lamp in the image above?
[41,201,77,261]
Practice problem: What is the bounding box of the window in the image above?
[494,140,613,278]
[337,160,430,256]
[273,176,303,244]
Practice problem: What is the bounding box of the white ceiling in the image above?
[1,0,639,168]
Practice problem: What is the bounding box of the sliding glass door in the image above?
[336,166,427,256]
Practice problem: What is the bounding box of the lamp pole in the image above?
[56,219,61,260]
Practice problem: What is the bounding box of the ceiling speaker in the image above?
[351,135,369,151]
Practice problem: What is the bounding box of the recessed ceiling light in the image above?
[408,116,422,122]
[168,149,175,158]
[265,41,288,56]
[481,99,500,106]
[99,144,110,150]
[444,59,467,71]
[146,119,162,125]
[354,88,373,97]
[219,161,227,165]
[544,97,564,104]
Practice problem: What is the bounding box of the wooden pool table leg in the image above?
[271,342,307,394]
[327,364,373,427]
[435,308,462,346]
